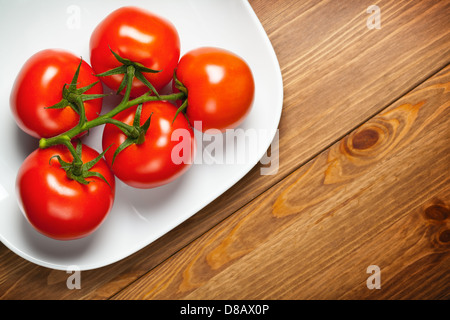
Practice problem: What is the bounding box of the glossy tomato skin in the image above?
[16,145,115,240]
[10,49,103,139]
[175,47,255,132]
[102,101,195,189]
[90,6,180,97]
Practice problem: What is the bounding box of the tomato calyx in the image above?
[96,47,162,98]
[51,140,112,187]
[173,69,188,96]
[110,103,153,165]
[46,58,109,124]
[172,70,189,125]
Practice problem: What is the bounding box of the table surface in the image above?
[1,0,449,300]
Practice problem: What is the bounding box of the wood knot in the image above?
[323,102,423,185]
[438,229,450,244]
[352,128,379,150]
[424,204,449,222]
[346,123,388,157]
[422,200,450,250]
[431,227,450,250]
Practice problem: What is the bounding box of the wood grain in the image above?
[0,0,449,299]
[112,65,450,300]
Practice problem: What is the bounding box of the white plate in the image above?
[0,0,282,270]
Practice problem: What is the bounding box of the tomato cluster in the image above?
[10,6,254,240]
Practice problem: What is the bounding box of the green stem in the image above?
[61,139,83,176]
[39,92,185,149]
[63,140,79,161]
[75,96,86,127]
[120,66,135,107]
[103,118,136,137]
[39,63,186,150]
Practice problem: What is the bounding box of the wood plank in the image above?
[111,65,450,299]
[0,0,449,299]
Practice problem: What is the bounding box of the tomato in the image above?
[10,49,103,139]
[16,144,115,240]
[102,101,195,189]
[90,6,180,97]
[174,47,255,132]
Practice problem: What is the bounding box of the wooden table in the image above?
[1,0,449,300]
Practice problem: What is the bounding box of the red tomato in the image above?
[90,6,180,97]
[10,49,103,139]
[102,101,195,189]
[16,144,115,240]
[175,47,255,132]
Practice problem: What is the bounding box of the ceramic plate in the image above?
[0,0,282,270]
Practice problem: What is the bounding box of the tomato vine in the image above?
[38,50,186,181]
